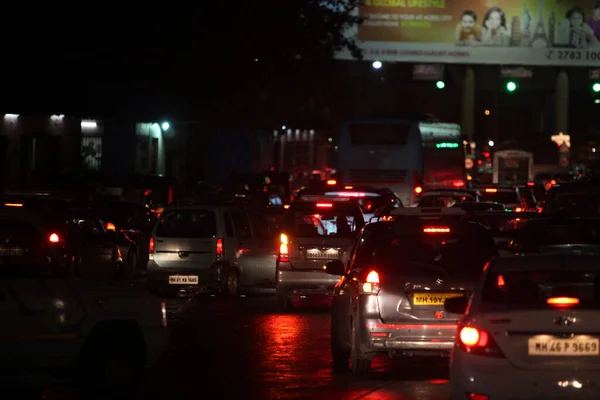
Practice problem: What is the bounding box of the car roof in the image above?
[420,188,479,195]
[490,255,600,272]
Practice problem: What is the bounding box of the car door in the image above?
[230,211,261,286]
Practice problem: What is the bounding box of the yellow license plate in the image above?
[413,292,463,306]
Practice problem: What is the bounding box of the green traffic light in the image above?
[436,80,445,89]
[506,81,517,92]
[593,83,600,92]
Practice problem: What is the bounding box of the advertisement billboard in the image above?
[337,0,600,66]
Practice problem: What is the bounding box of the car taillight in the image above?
[216,238,224,261]
[360,270,380,294]
[452,180,465,188]
[547,297,579,307]
[414,186,422,194]
[514,207,523,212]
[105,222,116,231]
[149,238,154,254]
[278,233,290,262]
[458,326,504,358]
[49,233,61,243]
[423,226,450,233]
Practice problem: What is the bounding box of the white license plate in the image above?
[168,275,199,285]
[528,337,600,356]
[306,249,339,260]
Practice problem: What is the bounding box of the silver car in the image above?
[148,203,277,297]
[276,198,364,308]
[447,255,600,400]
[328,207,498,372]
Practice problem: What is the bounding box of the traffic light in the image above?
[435,80,445,89]
[593,82,600,93]
[506,81,517,92]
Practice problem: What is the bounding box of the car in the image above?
[327,207,499,372]
[542,182,600,216]
[276,196,364,308]
[414,189,481,208]
[509,215,600,256]
[148,201,277,297]
[452,201,506,212]
[465,211,540,255]
[0,207,167,395]
[478,186,526,212]
[324,186,403,222]
[446,255,600,399]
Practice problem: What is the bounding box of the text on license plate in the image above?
[528,337,600,356]
[169,275,199,285]
[413,292,464,306]
[0,247,24,256]
[306,249,339,259]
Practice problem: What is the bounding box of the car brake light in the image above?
[547,297,579,307]
[316,203,333,208]
[361,270,380,294]
[458,326,504,358]
[468,394,489,400]
[414,186,422,194]
[283,204,290,209]
[327,179,337,185]
[337,192,365,198]
[514,207,523,212]
[453,180,465,187]
[4,203,23,207]
[216,238,224,261]
[149,238,154,254]
[105,222,116,231]
[423,227,450,233]
[279,233,290,262]
[49,233,60,243]
[527,181,535,187]
[497,274,505,288]
[485,188,498,193]
[344,186,353,190]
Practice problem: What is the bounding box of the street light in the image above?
[436,80,445,89]
[161,122,170,131]
[372,61,382,70]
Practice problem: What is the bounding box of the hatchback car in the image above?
[327,207,498,372]
[276,197,364,308]
[446,255,600,399]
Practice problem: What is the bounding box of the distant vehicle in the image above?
[414,188,481,207]
[337,119,423,206]
[323,186,403,221]
[446,255,600,399]
[479,186,526,212]
[419,122,466,191]
[452,201,505,212]
[542,182,600,217]
[328,208,498,372]
[493,149,534,185]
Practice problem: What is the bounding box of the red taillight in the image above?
[361,270,380,293]
[497,274,505,288]
[468,394,489,400]
[453,180,465,187]
[527,181,535,187]
[414,186,423,194]
[514,207,523,212]
[216,238,224,261]
[326,179,337,186]
[278,234,290,262]
[458,326,504,358]
[105,222,116,231]
[423,227,450,233]
[149,238,154,254]
[547,297,579,307]
[49,233,60,243]
[344,186,353,189]
[316,203,333,208]
[485,188,498,193]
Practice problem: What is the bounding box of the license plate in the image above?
[168,275,199,285]
[528,337,600,356]
[413,292,464,306]
[306,249,339,260]
[0,247,24,256]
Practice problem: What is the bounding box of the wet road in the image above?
[142,292,451,400]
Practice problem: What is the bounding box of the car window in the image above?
[290,208,363,238]
[418,195,472,208]
[482,270,600,310]
[231,211,252,239]
[0,218,60,277]
[156,210,216,238]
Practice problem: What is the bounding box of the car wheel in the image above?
[225,269,239,297]
[350,320,372,373]
[330,318,350,370]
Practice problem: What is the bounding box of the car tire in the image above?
[225,268,239,297]
[330,318,350,370]
[78,324,146,399]
[350,319,372,373]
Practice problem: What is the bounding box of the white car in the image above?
[446,255,600,400]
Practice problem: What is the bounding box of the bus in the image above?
[419,122,466,190]
[337,119,423,206]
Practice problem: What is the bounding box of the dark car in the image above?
[509,216,600,256]
[326,208,498,372]
[542,182,600,217]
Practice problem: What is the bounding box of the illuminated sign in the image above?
[436,142,459,149]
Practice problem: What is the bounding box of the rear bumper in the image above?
[362,319,457,353]
[276,266,341,294]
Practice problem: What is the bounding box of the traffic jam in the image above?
[3,167,600,400]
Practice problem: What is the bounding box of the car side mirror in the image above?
[325,260,345,276]
[444,296,468,314]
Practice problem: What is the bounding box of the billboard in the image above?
[337,0,600,66]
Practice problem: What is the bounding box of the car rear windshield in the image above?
[469,215,533,234]
[370,227,498,278]
[156,210,216,238]
[518,221,600,246]
[289,207,363,237]
[482,270,600,310]
[418,194,474,208]
[481,191,520,205]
